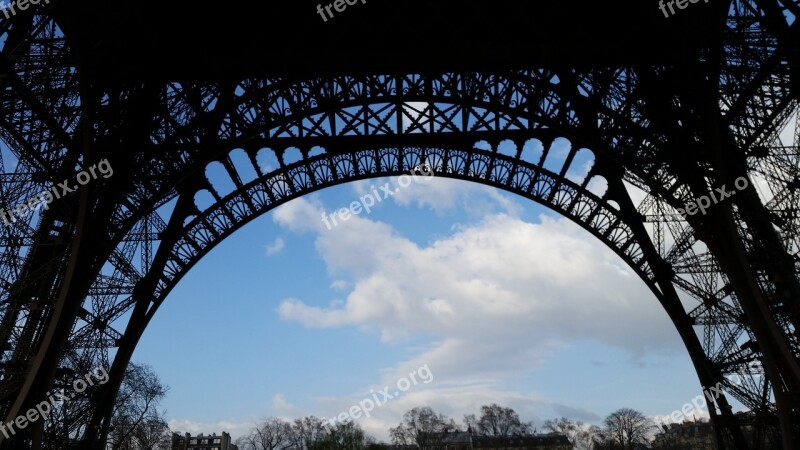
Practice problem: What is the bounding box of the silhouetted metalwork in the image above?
[0,0,798,449]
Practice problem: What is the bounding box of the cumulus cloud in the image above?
[275,200,677,359]
[273,197,328,233]
[264,238,285,256]
[168,418,253,441]
[330,280,348,291]
[265,185,687,439]
[351,176,521,218]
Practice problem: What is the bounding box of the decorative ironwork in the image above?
[0,1,798,449]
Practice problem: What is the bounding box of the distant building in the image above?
[375,445,418,450]
[171,431,238,450]
[473,434,572,450]
[425,430,473,450]
[652,420,716,449]
[418,430,572,450]
[652,413,782,449]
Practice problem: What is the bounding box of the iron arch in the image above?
[1,6,797,446]
[152,144,652,308]
[67,71,780,450]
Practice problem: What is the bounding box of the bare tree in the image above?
[474,404,531,437]
[107,362,170,450]
[41,365,113,448]
[132,415,171,450]
[237,417,375,450]
[316,421,372,450]
[291,416,329,450]
[601,408,654,450]
[237,418,294,450]
[542,417,600,450]
[575,425,602,450]
[390,407,457,448]
[463,414,478,433]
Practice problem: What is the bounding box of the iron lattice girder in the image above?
[0,0,798,448]
[75,81,795,450]
[0,81,792,446]
[0,14,86,407]
[151,146,651,304]
[5,75,797,449]
[719,0,798,148]
[0,17,80,173]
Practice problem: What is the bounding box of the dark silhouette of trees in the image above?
[470,404,532,437]
[236,417,373,450]
[129,415,170,450]
[237,418,294,450]
[108,363,171,450]
[593,408,654,450]
[542,417,600,450]
[390,407,457,448]
[291,416,329,450]
[315,421,374,450]
[229,403,669,450]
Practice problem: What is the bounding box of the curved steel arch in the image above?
[153,145,652,305]
[87,135,750,450]
[46,72,800,450]
[0,70,786,449]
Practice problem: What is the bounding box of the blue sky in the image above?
[131,162,712,441]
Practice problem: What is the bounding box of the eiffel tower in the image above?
[0,0,799,448]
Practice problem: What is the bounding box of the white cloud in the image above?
[264,186,689,439]
[651,406,711,427]
[351,176,522,218]
[272,393,306,418]
[264,238,285,256]
[273,196,682,376]
[273,197,327,233]
[330,280,348,291]
[167,395,309,442]
[168,418,253,441]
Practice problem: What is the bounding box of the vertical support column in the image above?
[607,174,750,450]
[701,79,800,450]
